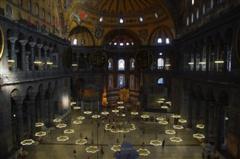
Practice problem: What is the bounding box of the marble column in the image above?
[8,37,17,71]
[37,44,43,71]
[19,40,28,71]
[29,42,36,71]
[43,46,49,71]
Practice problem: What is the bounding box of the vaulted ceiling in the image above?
[63,0,183,45]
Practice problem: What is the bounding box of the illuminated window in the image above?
[119,18,124,24]
[99,17,103,22]
[186,17,189,26]
[118,75,125,88]
[108,59,113,70]
[196,9,199,19]
[166,38,170,44]
[157,38,163,44]
[157,78,164,85]
[192,0,195,5]
[72,39,78,45]
[157,58,164,69]
[203,4,206,15]
[130,58,135,70]
[118,59,125,71]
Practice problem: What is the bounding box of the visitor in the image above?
[162,139,166,149]
[73,149,77,159]
[100,146,104,155]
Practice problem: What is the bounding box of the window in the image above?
[157,78,164,85]
[72,38,78,45]
[157,38,162,44]
[191,13,194,23]
[202,4,206,15]
[166,38,170,44]
[196,9,199,19]
[186,17,189,26]
[99,17,103,22]
[118,59,125,71]
[192,0,195,5]
[130,58,135,70]
[119,18,124,24]
[108,59,113,70]
[118,75,125,88]
[157,58,164,69]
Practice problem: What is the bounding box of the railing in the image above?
[1,69,72,85]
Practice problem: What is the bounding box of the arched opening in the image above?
[103,29,141,46]
[118,59,125,71]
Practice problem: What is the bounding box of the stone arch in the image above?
[69,26,95,46]
[102,29,142,46]
[10,89,21,148]
[216,90,229,148]
[22,86,35,137]
[148,25,174,45]
[35,84,43,122]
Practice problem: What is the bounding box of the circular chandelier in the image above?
[77,116,86,120]
[101,111,109,115]
[57,136,69,142]
[20,139,35,146]
[173,125,184,130]
[92,114,101,119]
[83,111,92,115]
[64,129,75,134]
[75,139,88,145]
[85,146,99,153]
[178,119,187,124]
[35,122,44,128]
[112,109,119,113]
[131,111,139,116]
[165,129,176,135]
[53,118,62,123]
[141,114,150,119]
[137,148,151,156]
[35,131,47,137]
[196,124,205,129]
[73,120,83,125]
[193,133,205,139]
[111,145,121,152]
[56,123,67,129]
[150,140,162,146]
[158,120,168,125]
[169,137,183,143]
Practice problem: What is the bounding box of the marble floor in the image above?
[23,110,203,159]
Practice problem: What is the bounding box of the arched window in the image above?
[118,74,125,88]
[72,38,77,45]
[157,78,164,85]
[118,59,125,71]
[108,58,113,70]
[157,58,164,69]
[166,38,170,44]
[130,58,135,70]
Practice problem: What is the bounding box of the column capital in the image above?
[8,37,18,44]
[37,44,43,49]
[29,42,36,48]
[44,46,49,51]
[19,40,28,46]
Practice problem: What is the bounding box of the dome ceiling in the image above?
[78,0,168,17]
[65,0,174,27]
